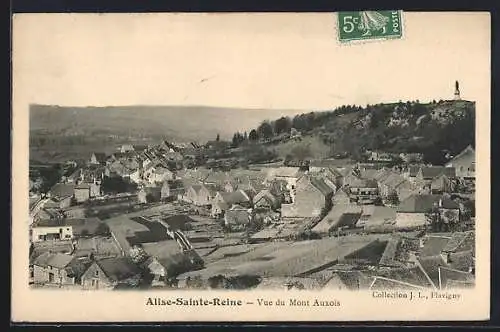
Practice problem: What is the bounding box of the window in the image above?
[65,235,71,239]
[38,235,44,240]
[95,270,99,277]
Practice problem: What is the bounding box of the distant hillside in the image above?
[243,100,475,165]
[29,104,305,142]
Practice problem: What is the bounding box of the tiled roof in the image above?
[218,190,250,205]
[95,257,141,282]
[310,177,335,196]
[420,166,456,179]
[350,178,378,188]
[49,183,75,199]
[397,194,459,213]
[33,252,75,269]
[92,152,107,162]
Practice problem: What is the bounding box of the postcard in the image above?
[11,12,490,322]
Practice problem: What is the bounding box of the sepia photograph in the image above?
[12,12,490,322]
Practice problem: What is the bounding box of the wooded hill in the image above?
[236,99,475,165]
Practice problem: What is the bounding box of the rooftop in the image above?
[32,252,75,269]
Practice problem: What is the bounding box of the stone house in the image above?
[280,176,334,220]
[395,194,460,229]
[445,145,475,180]
[80,257,142,290]
[161,179,185,201]
[31,252,76,286]
[182,183,219,206]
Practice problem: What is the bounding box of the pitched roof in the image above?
[267,167,302,178]
[337,212,362,228]
[225,208,252,225]
[310,177,335,196]
[155,251,204,277]
[350,178,378,188]
[95,257,141,282]
[218,190,250,205]
[397,194,459,213]
[420,166,456,179]
[446,145,475,167]
[33,252,75,269]
[33,218,69,227]
[49,183,75,199]
[75,183,91,190]
[253,190,278,206]
[92,152,107,162]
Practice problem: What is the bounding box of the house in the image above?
[395,194,461,229]
[445,145,475,179]
[182,183,219,206]
[81,257,142,290]
[430,174,454,194]
[89,152,107,165]
[74,183,91,203]
[348,179,380,205]
[64,217,108,238]
[265,167,303,202]
[223,205,254,231]
[416,166,456,183]
[146,251,204,286]
[120,144,135,153]
[210,201,230,219]
[213,190,252,208]
[280,176,334,220]
[31,252,76,285]
[147,166,174,184]
[253,189,280,211]
[31,218,74,242]
[210,190,252,217]
[137,186,162,204]
[378,174,414,204]
[48,183,75,208]
[161,179,185,201]
[402,165,422,182]
[32,207,65,223]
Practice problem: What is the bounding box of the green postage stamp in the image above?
[338,11,403,42]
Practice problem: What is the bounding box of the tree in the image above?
[274,116,292,135]
[257,121,274,140]
[248,129,259,142]
[129,246,148,264]
[216,133,220,142]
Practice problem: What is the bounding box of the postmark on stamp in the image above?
[338,11,403,42]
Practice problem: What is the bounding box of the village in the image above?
[27,126,476,292]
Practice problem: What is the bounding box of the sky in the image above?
[13,12,490,110]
